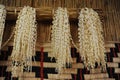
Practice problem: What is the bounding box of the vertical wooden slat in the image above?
[20,0,32,7]
[0,0,119,41]
[15,0,20,7]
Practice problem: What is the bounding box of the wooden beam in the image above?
[115,68,120,73]
[6,7,103,21]
[113,58,120,63]
[107,62,119,68]
[118,53,120,57]
[48,74,72,79]
[88,78,115,80]
[0,77,5,80]
[18,78,49,80]
[90,68,101,74]
[84,73,109,80]
[1,41,112,54]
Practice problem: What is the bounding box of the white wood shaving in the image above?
[51,7,72,73]
[78,8,106,70]
[0,5,6,50]
[11,6,37,77]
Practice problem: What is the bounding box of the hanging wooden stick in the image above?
[0,5,6,50]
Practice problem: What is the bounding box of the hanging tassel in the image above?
[51,7,72,73]
[0,5,6,50]
[78,8,106,70]
[11,6,37,77]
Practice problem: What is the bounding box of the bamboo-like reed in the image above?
[0,0,119,42]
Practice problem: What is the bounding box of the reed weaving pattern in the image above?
[0,42,120,80]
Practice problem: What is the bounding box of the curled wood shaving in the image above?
[11,6,37,77]
[78,8,106,70]
[0,5,6,50]
[51,7,72,73]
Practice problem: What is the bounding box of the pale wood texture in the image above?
[0,0,119,41]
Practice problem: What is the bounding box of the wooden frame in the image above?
[6,7,103,21]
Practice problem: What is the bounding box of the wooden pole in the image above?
[6,7,103,21]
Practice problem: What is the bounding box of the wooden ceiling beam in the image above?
[6,7,104,21]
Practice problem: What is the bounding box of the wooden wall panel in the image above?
[0,0,120,41]
[0,42,120,80]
